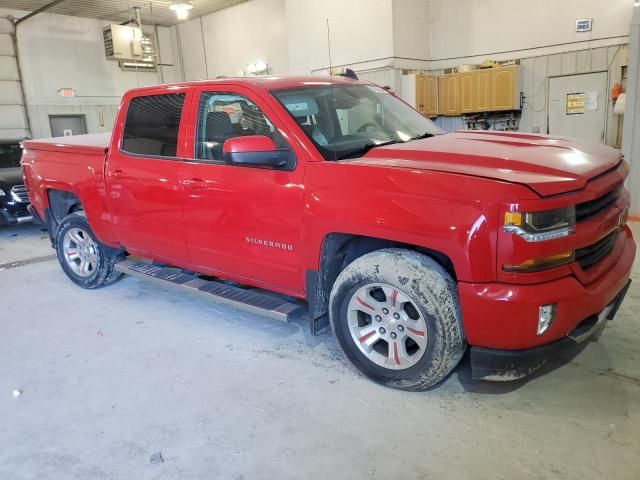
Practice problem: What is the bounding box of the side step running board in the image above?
[115,260,303,322]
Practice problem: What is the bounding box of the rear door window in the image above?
[122,93,185,157]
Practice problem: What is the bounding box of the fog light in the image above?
[538,304,556,335]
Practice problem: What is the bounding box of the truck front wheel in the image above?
[55,213,124,289]
[329,249,466,391]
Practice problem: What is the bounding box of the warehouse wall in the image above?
[0,8,181,139]
[176,0,396,78]
[285,0,394,75]
[392,0,430,62]
[434,45,628,145]
[201,0,287,77]
[518,45,627,146]
[429,0,631,69]
[0,16,28,140]
[176,0,288,79]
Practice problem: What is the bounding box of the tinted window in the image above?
[0,143,22,168]
[122,93,185,157]
[195,92,275,161]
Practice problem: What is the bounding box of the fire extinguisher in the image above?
[611,83,622,100]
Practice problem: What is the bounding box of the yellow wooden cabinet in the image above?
[433,66,520,116]
[415,74,438,117]
[459,72,475,113]
[438,73,460,116]
[490,65,522,111]
[475,69,492,112]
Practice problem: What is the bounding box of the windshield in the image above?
[0,143,22,168]
[273,84,443,160]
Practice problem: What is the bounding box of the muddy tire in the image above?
[329,249,466,391]
[55,212,125,289]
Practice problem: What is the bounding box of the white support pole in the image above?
[622,1,640,216]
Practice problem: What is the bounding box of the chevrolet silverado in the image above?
[21,76,635,390]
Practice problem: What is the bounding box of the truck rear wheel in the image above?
[329,249,466,391]
[55,213,124,289]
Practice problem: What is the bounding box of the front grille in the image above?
[575,230,619,270]
[11,185,29,203]
[576,189,618,222]
[13,203,29,217]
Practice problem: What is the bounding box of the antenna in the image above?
[326,18,337,161]
[326,18,333,74]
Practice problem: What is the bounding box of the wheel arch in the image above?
[306,232,457,335]
[44,189,84,246]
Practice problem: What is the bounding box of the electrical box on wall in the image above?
[103,24,144,61]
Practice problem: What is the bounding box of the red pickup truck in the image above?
[22,76,635,390]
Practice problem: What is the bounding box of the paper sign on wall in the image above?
[566,93,585,115]
[585,92,598,110]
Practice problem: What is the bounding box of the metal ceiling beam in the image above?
[14,0,67,26]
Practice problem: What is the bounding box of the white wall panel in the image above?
[0,55,18,80]
[200,0,287,77]
[0,30,26,139]
[429,0,630,68]
[177,19,207,80]
[0,105,26,128]
[156,25,182,84]
[0,34,13,55]
[285,0,394,75]
[0,81,21,104]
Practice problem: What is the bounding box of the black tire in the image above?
[329,248,466,391]
[55,212,125,289]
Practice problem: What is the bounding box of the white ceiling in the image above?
[1,0,248,27]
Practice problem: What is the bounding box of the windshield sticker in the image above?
[286,102,309,112]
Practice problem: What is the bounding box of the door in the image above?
[179,85,306,294]
[425,75,438,117]
[416,75,428,115]
[105,88,191,263]
[475,69,491,112]
[49,115,87,137]
[416,75,438,117]
[490,66,519,110]
[459,72,475,113]
[438,74,460,116]
[548,71,608,143]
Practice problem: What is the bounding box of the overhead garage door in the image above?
[0,22,29,140]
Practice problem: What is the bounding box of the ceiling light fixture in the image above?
[169,1,193,20]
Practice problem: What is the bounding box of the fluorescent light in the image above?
[169,1,193,20]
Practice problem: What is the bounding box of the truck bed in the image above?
[23,132,111,155]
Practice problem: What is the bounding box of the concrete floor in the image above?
[1,222,639,480]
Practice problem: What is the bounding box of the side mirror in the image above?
[223,135,288,167]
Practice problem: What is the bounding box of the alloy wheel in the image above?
[347,283,428,370]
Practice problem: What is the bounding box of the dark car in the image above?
[0,141,32,226]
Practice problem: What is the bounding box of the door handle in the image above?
[183,178,208,189]
[111,169,127,178]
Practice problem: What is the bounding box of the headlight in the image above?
[504,206,575,242]
[0,188,5,197]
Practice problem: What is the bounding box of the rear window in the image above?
[122,93,185,157]
[0,143,22,168]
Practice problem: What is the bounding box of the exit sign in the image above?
[57,88,76,97]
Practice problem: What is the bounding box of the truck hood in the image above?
[0,167,23,191]
[355,131,622,196]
